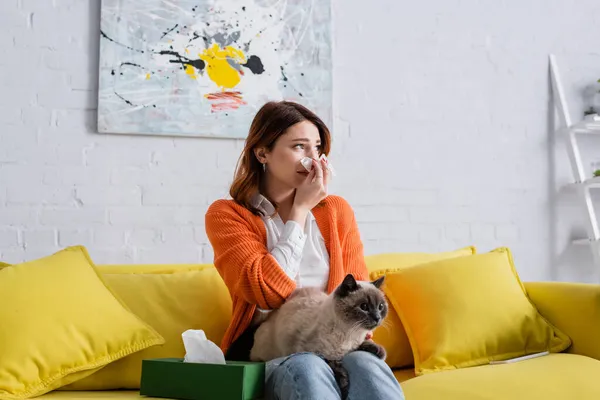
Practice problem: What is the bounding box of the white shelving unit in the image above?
[549,54,600,269]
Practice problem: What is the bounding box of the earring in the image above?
[262,163,266,172]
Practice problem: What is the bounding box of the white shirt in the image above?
[252,193,330,290]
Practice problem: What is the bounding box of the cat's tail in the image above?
[326,359,349,400]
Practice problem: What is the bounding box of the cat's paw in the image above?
[326,360,349,400]
[358,340,386,360]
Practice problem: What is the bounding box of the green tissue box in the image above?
[140,358,265,400]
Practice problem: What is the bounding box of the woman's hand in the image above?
[289,158,329,225]
[295,158,328,210]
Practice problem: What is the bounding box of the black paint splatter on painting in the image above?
[121,62,142,68]
[113,89,158,108]
[187,58,206,71]
[243,55,264,74]
[110,63,159,108]
[101,30,145,54]
[157,50,206,72]
[160,24,179,39]
[189,32,202,43]
[280,66,304,97]
[114,91,135,107]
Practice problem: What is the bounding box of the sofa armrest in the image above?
[524,281,600,361]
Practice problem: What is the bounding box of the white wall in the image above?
[1,0,600,282]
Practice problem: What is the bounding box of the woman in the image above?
[205,101,405,400]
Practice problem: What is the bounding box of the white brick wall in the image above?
[2,0,600,282]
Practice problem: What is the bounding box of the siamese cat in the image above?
[250,274,388,399]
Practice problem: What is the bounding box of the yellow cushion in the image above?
[62,264,232,390]
[36,391,151,399]
[365,246,476,278]
[365,246,476,368]
[385,247,571,375]
[0,246,165,399]
[401,354,600,400]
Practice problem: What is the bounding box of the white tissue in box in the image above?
[182,329,226,364]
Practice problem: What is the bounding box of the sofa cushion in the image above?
[34,391,147,399]
[62,264,232,390]
[366,246,476,368]
[0,246,165,399]
[401,353,600,400]
[384,247,571,375]
[39,354,600,399]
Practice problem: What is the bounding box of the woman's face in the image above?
[261,120,322,190]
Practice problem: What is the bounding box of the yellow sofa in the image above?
[18,257,600,400]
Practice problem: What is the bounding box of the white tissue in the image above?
[182,329,226,364]
[300,155,337,176]
[301,157,313,171]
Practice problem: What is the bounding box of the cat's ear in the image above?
[336,274,359,297]
[371,276,385,289]
[342,274,359,290]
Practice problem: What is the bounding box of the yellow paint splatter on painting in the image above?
[145,73,151,80]
[199,43,247,89]
[185,64,197,80]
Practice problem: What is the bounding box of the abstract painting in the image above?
[97,0,332,138]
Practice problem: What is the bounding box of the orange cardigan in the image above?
[205,195,369,354]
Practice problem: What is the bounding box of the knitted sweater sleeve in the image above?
[205,201,297,310]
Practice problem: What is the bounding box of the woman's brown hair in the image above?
[230,101,331,215]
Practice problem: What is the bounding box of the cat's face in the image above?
[333,274,388,330]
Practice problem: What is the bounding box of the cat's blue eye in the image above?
[359,303,368,311]
[378,303,384,311]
